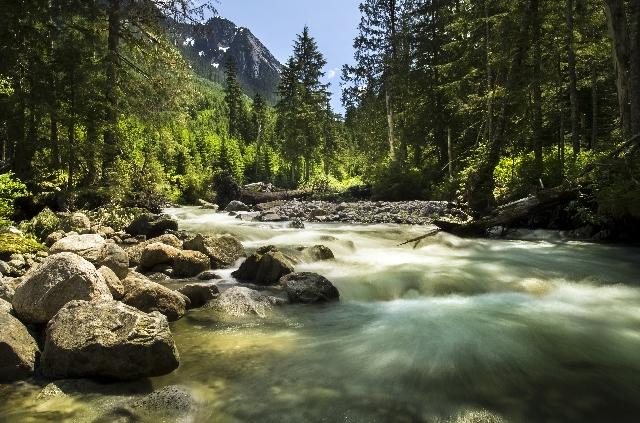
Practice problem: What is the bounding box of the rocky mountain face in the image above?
[173,17,282,103]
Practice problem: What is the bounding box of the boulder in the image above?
[209,287,275,318]
[50,234,129,279]
[45,231,65,247]
[121,272,187,321]
[0,259,10,275]
[280,272,340,303]
[131,385,199,418]
[140,243,181,269]
[98,266,125,300]
[177,283,219,309]
[304,245,335,261]
[0,298,12,313]
[0,311,39,382]
[173,250,210,278]
[12,253,112,324]
[232,245,293,285]
[41,300,179,380]
[197,270,222,281]
[126,214,178,239]
[183,234,246,268]
[0,278,14,302]
[288,219,305,229]
[224,200,250,212]
[127,234,183,266]
[61,212,92,233]
[198,199,219,210]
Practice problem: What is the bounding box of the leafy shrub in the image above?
[0,172,29,226]
[86,205,147,231]
[26,207,61,240]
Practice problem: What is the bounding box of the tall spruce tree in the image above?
[224,57,246,141]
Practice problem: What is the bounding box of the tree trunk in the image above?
[103,0,120,177]
[591,65,598,149]
[385,87,396,161]
[565,0,580,155]
[630,0,640,138]
[603,0,632,138]
[531,0,543,180]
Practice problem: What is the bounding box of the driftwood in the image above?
[397,228,441,248]
[239,188,311,205]
[434,185,579,236]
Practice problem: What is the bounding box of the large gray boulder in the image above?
[0,311,40,382]
[60,212,91,233]
[126,214,178,239]
[177,283,219,309]
[41,300,179,380]
[50,235,129,279]
[12,253,112,324]
[183,234,246,268]
[209,287,278,318]
[127,234,183,266]
[121,272,188,321]
[280,272,340,303]
[231,246,293,285]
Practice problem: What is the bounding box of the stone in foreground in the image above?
[209,286,276,318]
[280,272,340,303]
[178,283,219,309]
[12,252,112,324]
[50,234,129,279]
[41,300,179,380]
[0,311,39,382]
[183,233,246,268]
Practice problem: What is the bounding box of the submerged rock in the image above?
[0,311,39,382]
[280,272,339,303]
[126,214,178,239]
[41,300,179,380]
[121,272,187,321]
[232,245,293,285]
[303,245,335,261]
[177,283,219,309]
[131,385,199,416]
[209,286,277,318]
[183,233,246,268]
[12,252,112,324]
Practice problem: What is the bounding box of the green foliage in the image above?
[86,205,146,232]
[0,173,29,226]
[0,233,45,257]
[25,208,61,240]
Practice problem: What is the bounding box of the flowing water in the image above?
[2,207,640,422]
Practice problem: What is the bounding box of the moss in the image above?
[0,233,45,257]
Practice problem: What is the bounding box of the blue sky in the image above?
[215,0,362,113]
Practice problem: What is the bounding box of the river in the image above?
[2,207,640,422]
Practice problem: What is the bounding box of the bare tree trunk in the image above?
[385,87,396,162]
[103,0,120,177]
[565,0,580,154]
[591,65,598,149]
[604,0,632,138]
[447,127,453,181]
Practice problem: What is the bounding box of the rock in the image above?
[126,214,178,239]
[209,287,275,318]
[288,219,305,229]
[12,253,112,324]
[183,234,246,268]
[280,272,340,303]
[173,250,210,278]
[50,234,129,279]
[177,283,219,309]
[121,272,187,321]
[45,231,65,247]
[197,270,222,280]
[94,225,115,237]
[61,212,92,233]
[41,300,179,380]
[131,385,199,418]
[0,298,12,313]
[0,260,10,275]
[140,243,181,269]
[0,311,39,382]
[127,234,183,266]
[225,200,250,212]
[261,213,284,222]
[232,245,293,285]
[198,199,219,210]
[98,266,125,300]
[0,279,15,302]
[304,245,335,261]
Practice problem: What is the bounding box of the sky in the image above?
[214,0,362,113]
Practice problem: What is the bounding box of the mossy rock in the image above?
[0,233,45,258]
[28,208,61,240]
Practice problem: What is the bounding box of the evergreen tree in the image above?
[224,58,247,141]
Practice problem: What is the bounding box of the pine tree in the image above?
[224,57,246,141]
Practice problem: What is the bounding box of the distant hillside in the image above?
[173,17,282,103]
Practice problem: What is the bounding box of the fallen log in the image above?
[434,185,579,236]
[397,228,440,248]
